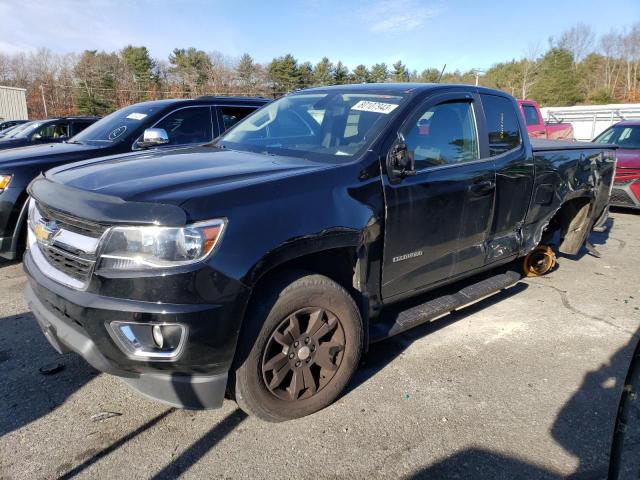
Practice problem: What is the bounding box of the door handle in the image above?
[469,179,496,195]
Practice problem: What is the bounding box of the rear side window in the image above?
[70,121,92,136]
[220,106,256,131]
[522,104,540,126]
[481,95,522,156]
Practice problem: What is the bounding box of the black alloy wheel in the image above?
[261,307,346,401]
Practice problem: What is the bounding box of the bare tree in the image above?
[620,23,640,99]
[521,42,541,98]
[557,23,596,66]
[599,30,624,97]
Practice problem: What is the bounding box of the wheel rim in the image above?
[261,307,346,402]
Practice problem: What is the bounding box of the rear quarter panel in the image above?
[522,142,615,254]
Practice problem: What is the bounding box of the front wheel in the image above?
[233,273,363,422]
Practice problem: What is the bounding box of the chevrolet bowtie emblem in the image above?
[34,219,60,245]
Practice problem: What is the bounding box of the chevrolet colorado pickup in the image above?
[0,96,268,260]
[23,84,616,421]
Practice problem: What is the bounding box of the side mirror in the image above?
[32,133,42,141]
[138,128,169,148]
[389,142,416,178]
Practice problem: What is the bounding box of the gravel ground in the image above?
[0,211,639,480]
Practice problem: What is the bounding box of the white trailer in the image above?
[540,103,640,141]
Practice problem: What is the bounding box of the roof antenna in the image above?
[437,64,446,83]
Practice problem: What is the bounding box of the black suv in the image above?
[0,117,99,151]
[0,96,269,259]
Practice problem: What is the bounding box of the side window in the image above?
[481,95,522,156]
[522,104,540,125]
[403,101,479,170]
[36,122,68,140]
[70,121,92,136]
[219,106,255,131]
[154,107,213,145]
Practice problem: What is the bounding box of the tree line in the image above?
[0,22,638,119]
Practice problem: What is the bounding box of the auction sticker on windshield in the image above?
[126,113,148,121]
[351,100,399,114]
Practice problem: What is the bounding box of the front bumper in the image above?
[23,249,249,409]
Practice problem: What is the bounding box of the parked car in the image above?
[593,121,640,209]
[0,96,269,260]
[0,119,29,133]
[0,117,99,151]
[0,121,34,138]
[23,84,615,421]
[518,99,574,140]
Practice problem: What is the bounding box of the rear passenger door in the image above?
[70,120,93,137]
[215,105,261,135]
[381,91,496,299]
[480,94,534,263]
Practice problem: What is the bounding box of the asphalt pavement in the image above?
[1,211,639,479]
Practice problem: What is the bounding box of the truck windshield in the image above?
[218,91,408,160]
[70,104,163,146]
[594,125,640,149]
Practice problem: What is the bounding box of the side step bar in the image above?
[370,270,522,343]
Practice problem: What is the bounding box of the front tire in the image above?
[233,272,363,422]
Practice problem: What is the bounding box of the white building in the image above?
[0,86,28,121]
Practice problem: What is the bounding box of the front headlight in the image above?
[97,219,226,271]
[0,175,11,193]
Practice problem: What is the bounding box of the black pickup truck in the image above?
[23,84,615,421]
[0,96,268,260]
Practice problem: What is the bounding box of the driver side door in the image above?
[381,91,496,300]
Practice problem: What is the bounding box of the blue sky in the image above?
[1,0,638,72]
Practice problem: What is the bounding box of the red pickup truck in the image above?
[518,99,574,140]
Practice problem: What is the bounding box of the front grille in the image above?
[31,201,107,287]
[40,243,95,283]
[36,202,107,238]
[610,188,636,207]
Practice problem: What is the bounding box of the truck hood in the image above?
[0,141,99,168]
[45,146,332,204]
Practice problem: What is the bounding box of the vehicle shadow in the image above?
[405,448,561,479]
[55,408,247,480]
[0,311,97,437]
[550,326,640,478]
[403,327,640,479]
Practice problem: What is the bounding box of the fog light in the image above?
[152,325,164,348]
[108,321,186,360]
